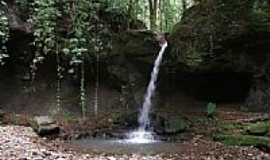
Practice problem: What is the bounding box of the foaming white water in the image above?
[125,42,168,144]
[123,130,158,144]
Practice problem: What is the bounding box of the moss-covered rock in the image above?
[170,0,270,72]
[245,121,270,136]
[214,134,270,149]
[111,30,159,58]
[170,0,270,111]
[153,115,188,135]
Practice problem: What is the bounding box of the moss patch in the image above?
[214,134,270,149]
[245,121,270,136]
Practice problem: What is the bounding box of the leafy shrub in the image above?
[207,102,217,118]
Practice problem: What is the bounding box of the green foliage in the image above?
[60,0,103,117]
[16,0,32,20]
[246,121,270,136]
[206,102,217,117]
[214,134,270,149]
[0,1,9,65]
[31,0,59,56]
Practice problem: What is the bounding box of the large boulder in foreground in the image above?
[32,116,59,136]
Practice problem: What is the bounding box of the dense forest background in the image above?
[0,0,270,118]
[0,0,195,117]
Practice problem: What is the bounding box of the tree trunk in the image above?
[182,0,187,15]
[148,0,158,31]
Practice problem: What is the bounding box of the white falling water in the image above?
[138,42,168,131]
[125,42,168,144]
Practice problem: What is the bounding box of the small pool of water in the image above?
[71,138,183,154]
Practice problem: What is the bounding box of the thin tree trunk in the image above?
[56,43,61,113]
[182,0,187,16]
[159,0,163,31]
[148,0,158,31]
[80,57,86,118]
[127,0,140,29]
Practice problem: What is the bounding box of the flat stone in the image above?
[34,116,55,126]
[32,116,59,136]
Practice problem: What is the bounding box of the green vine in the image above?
[61,0,95,118]
[32,0,59,55]
[30,0,59,79]
[28,0,110,117]
[0,1,9,65]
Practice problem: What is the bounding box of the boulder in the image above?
[32,116,59,136]
[113,111,139,128]
[169,0,270,111]
[110,30,159,57]
[170,0,270,72]
[153,115,188,135]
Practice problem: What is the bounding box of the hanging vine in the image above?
[30,0,63,113]
[30,0,59,80]
[61,0,95,118]
[0,1,9,65]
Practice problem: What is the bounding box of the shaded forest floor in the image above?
[1,103,270,159]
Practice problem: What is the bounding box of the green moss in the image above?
[218,122,244,134]
[245,121,270,136]
[214,134,270,149]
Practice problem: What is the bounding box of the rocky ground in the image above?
[0,125,168,160]
[0,125,269,160]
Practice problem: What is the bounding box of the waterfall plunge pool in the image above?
[70,42,174,154]
[70,138,183,154]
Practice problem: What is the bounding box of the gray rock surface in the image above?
[32,116,60,136]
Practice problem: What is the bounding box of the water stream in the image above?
[126,42,168,143]
[71,42,173,152]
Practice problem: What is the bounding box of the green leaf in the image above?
[207,102,217,117]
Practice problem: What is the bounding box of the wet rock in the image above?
[170,0,270,72]
[163,116,187,134]
[113,111,138,128]
[169,0,270,111]
[32,116,59,136]
[245,84,270,112]
[111,30,159,57]
[154,115,188,135]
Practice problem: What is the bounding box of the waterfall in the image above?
[125,42,168,144]
[138,42,168,131]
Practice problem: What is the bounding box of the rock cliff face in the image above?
[169,0,270,111]
[1,0,270,115]
[0,0,160,115]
